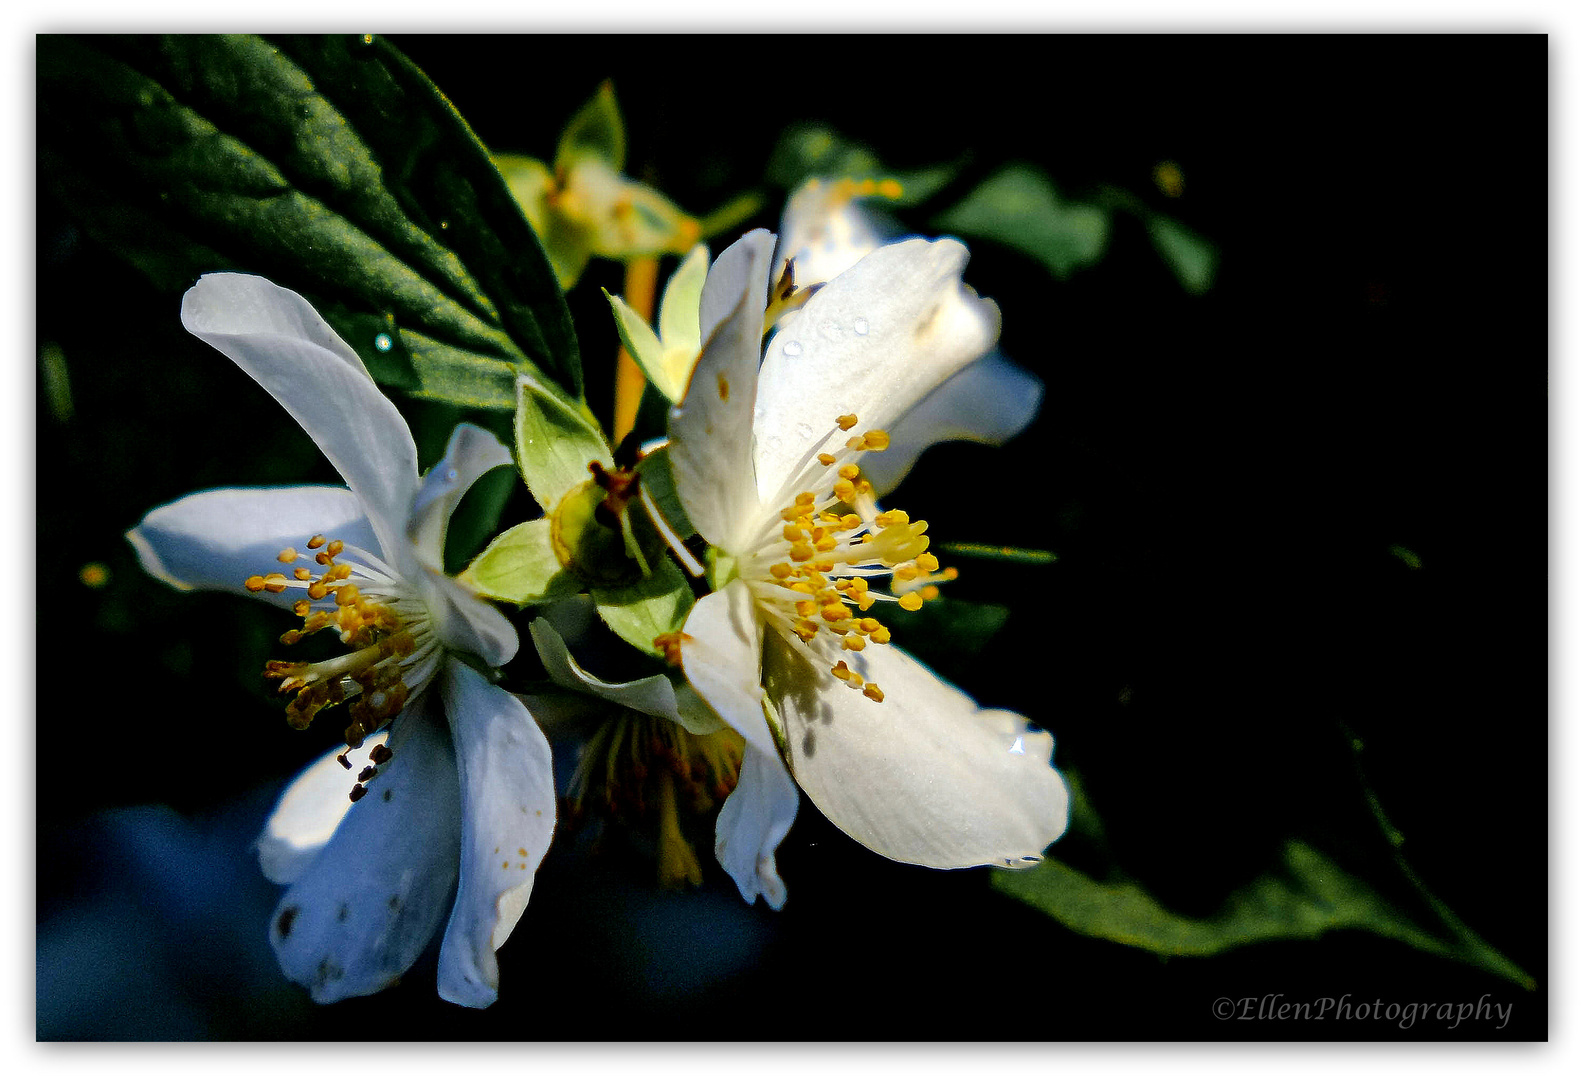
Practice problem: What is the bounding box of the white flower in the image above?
[666,230,1069,909]
[774,176,1046,496]
[126,274,554,1007]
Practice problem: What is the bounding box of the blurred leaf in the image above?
[997,772,1533,988]
[1146,214,1217,294]
[766,123,957,207]
[934,541,1058,565]
[461,518,580,607]
[934,165,1109,279]
[555,80,625,174]
[887,598,1010,662]
[37,33,582,408]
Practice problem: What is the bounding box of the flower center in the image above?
[563,713,744,889]
[247,534,441,788]
[738,415,959,703]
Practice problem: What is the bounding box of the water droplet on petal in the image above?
[766,434,784,452]
[852,317,869,335]
[445,468,458,482]
[782,340,803,357]
[795,422,814,441]
[374,333,393,353]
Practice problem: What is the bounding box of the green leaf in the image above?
[461,518,580,607]
[555,80,625,174]
[996,772,1533,988]
[765,122,957,207]
[515,374,611,512]
[37,33,582,407]
[591,556,694,660]
[934,541,1059,565]
[933,164,1110,279]
[1146,213,1217,294]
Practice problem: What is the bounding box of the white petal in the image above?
[764,633,1068,869]
[696,228,776,345]
[256,732,391,885]
[754,239,1000,507]
[180,273,420,560]
[530,619,724,735]
[860,350,1045,497]
[668,231,778,553]
[268,693,461,1004]
[416,567,520,670]
[435,660,556,1008]
[714,744,798,910]
[126,485,379,609]
[407,422,514,571]
[773,179,890,289]
[678,580,779,759]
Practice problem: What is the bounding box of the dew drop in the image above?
[853,317,869,335]
[445,468,458,482]
[374,332,393,353]
[782,340,803,357]
[765,434,784,453]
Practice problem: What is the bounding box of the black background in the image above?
[36,34,1547,1040]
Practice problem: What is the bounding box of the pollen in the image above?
[742,410,959,703]
[246,533,436,758]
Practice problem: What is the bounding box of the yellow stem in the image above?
[613,255,659,446]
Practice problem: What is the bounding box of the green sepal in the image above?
[1146,213,1217,295]
[591,556,695,660]
[555,79,625,174]
[461,518,580,607]
[514,374,611,512]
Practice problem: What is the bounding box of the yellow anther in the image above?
[875,509,909,528]
[326,540,344,557]
[294,567,313,580]
[917,552,940,572]
[863,683,885,702]
[795,620,820,643]
[821,602,851,623]
[863,430,891,451]
[877,178,904,200]
[306,581,330,601]
[837,463,861,481]
[277,548,298,563]
[244,575,268,592]
[840,513,862,530]
[779,506,805,522]
[858,617,882,634]
[332,564,353,581]
[789,541,815,562]
[943,567,960,581]
[315,551,333,565]
[262,573,289,594]
[869,625,892,645]
[898,592,924,611]
[307,535,327,549]
[335,584,361,606]
[845,436,866,452]
[921,585,941,601]
[796,599,818,618]
[894,563,920,582]
[812,557,837,573]
[789,581,816,595]
[293,599,312,617]
[833,479,856,502]
[818,453,837,466]
[770,562,795,579]
[846,577,869,596]
[783,522,806,543]
[795,492,816,506]
[843,633,866,652]
[815,535,838,553]
[836,414,858,431]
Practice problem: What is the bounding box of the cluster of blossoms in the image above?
[129,184,1068,1005]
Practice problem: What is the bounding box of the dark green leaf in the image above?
[38,33,582,407]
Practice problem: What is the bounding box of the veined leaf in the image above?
[38,33,582,408]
